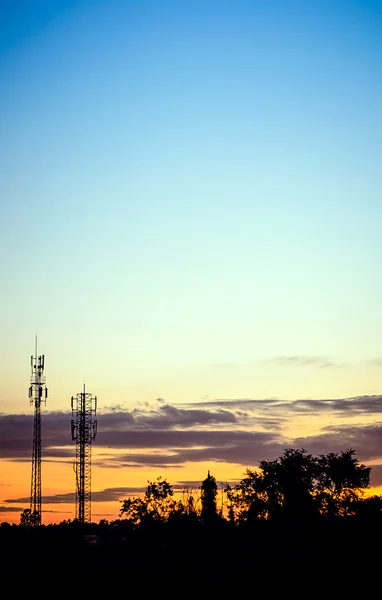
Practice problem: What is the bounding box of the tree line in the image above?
[13,447,382,529]
[117,447,382,527]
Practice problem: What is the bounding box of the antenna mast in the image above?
[29,336,47,525]
[71,384,97,523]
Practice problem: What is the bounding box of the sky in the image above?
[1,0,381,524]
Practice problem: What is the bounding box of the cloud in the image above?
[137,403,239,428]
[292,424,382,462]
[196,395,382,416]
[264,356,345,369]
[213,356,347,370]
[96,404,240,430]
[96,429,282,468]
[1,396,382,475]
[3,493,73,505]
[3,486,148,505]
[367,358,382,367]
[368,465,382,487]
[0,410,76,460]
[0,505,24,513]
[2,480,235,507]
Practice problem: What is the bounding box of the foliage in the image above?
[225,468,271,522]
[314,449,371,517]
[119,476,176,525]
[169,487,200,519]
[200,471,218,521]
[120,479,204,528]
[355,494,382,520]
[19,508,39,527]
[225,448,371,523]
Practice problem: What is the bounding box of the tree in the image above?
[169,487,199,519]
[315,449,371,517]
[262,448,318,520]
[20,508,39,527]
[200,471,218,521]
[120,477,175,525]
[226,449,317,523]
[226,468,274,522]
[225,448,371,523]
[355,494,382,521]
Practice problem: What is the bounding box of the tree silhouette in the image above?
[19,508,39,527]
[315,449,370,517]
[265,448,318,520]
[119,476,175,525]
[200,471,218,522]
[355,494,382,521]
[168,487,199,521]
[226,448,371,523]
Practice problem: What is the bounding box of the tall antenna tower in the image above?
[71,384,97,524]
[28,336,47,526]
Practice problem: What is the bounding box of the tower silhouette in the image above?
[71,384,97,523]
[28,337,47,525]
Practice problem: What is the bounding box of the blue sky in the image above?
[1,0,381,407]
[1,0,382,523]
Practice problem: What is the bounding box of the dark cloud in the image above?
[0,505,24,513]
[290,396,382,415]
[290,425,382,488]
[173,480,210,489]
[0,411,76,460]
[3,493,72,505]
[3,487,147,504]
[92,404,239,430]
[90,487,148,502]
[97,430,282,468]
[1,397,382,474]
[135,404,238,428]
[97,428,277,449]
[3,480,239,506]
[369,465,382,487]
[292,424,382,463]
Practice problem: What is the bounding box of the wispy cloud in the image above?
[0,505,24,513]
[196,395,382,416]
[3,487,147,505]
[367,358,382,368]
[264,355,346,369]
[3,481,235,506]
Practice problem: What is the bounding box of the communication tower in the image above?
[28,337,47,525]
[71,384,97,523]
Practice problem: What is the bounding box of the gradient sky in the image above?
[1,0,381,524]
